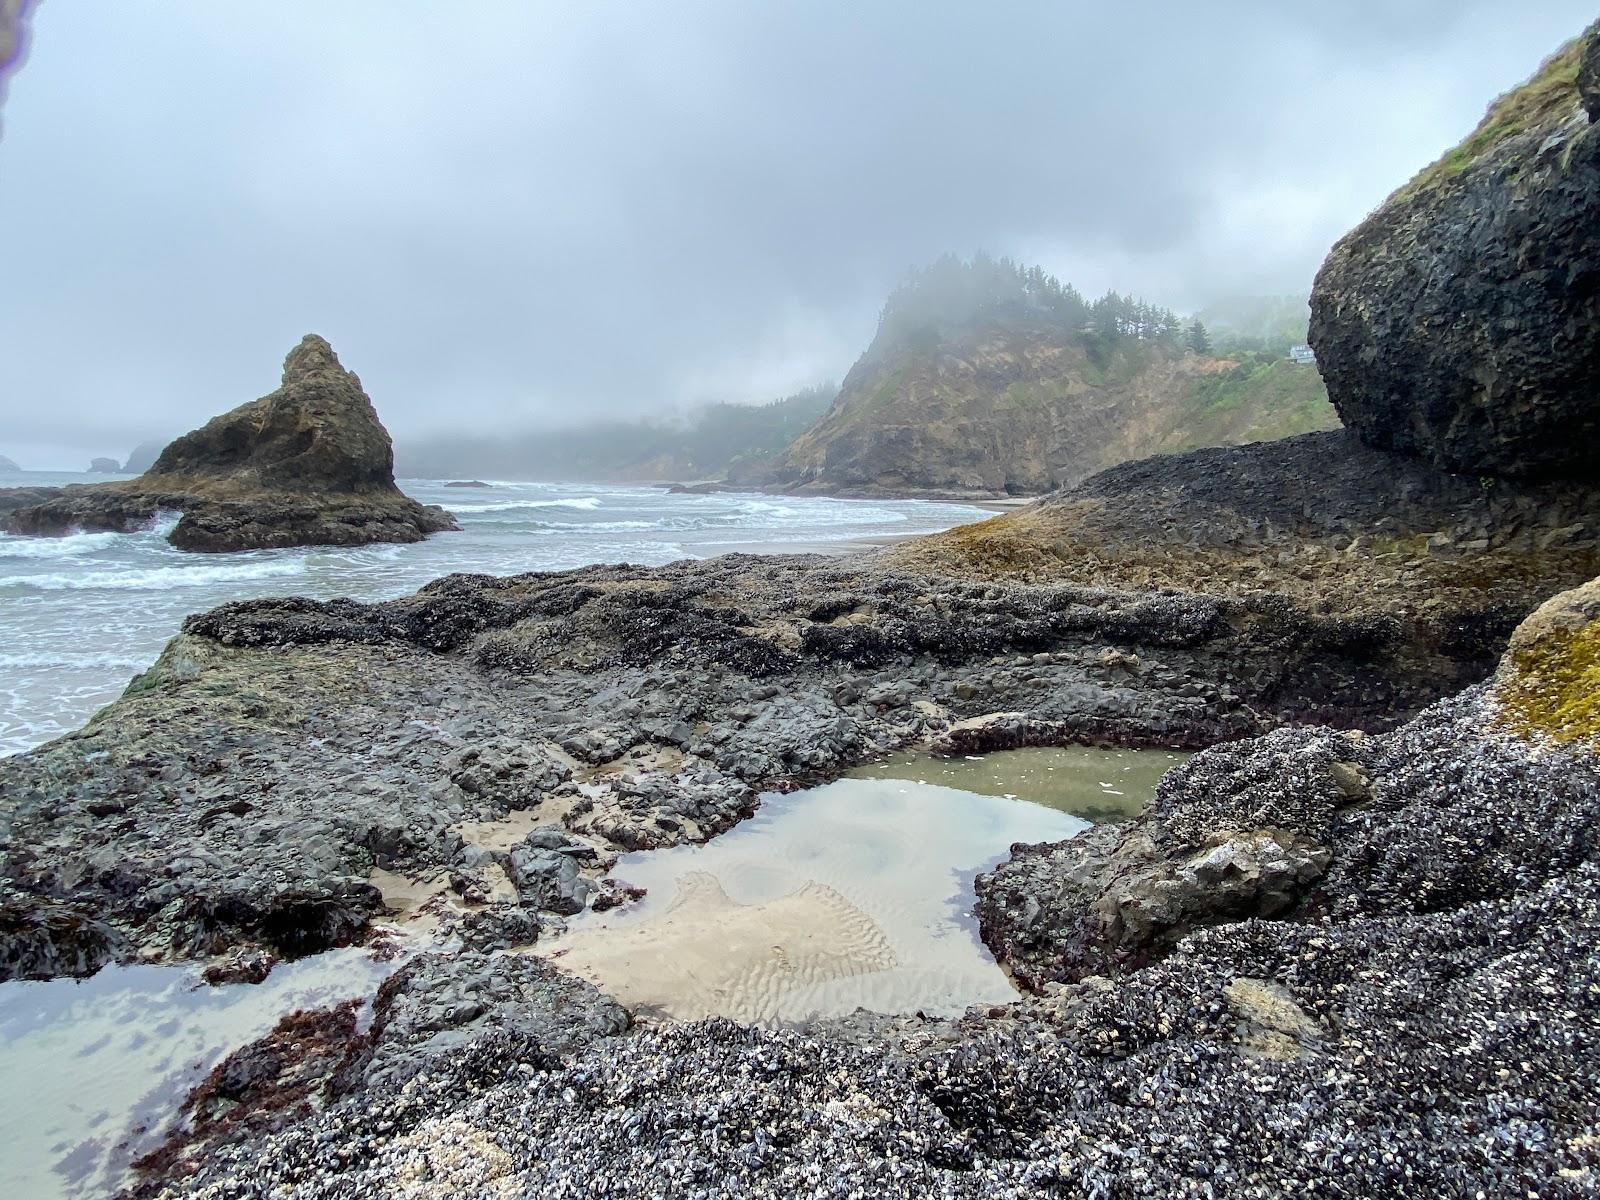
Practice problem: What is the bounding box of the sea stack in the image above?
[0,335,458,552]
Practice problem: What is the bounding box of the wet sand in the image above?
[540,747,1182,1023]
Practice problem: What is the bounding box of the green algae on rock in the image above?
[1493,575,1600,748]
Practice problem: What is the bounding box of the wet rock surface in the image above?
[898,428,1600,608]
[1310,22,1600,478]
[126,948,629,1196]
[0,335,457,552]
[126,663,1600,1198]
[0,531,1555,980]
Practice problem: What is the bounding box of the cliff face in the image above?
[747,327,1336,498]
[1310,22,1600,479]
[0,335,457,552]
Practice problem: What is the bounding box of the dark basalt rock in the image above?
[0,887,128,981]
[127,951,629,1196]
[88,456,121,473]
[1310,22,1600,478]
[120,672,1600,1198]
[0,335,457,552]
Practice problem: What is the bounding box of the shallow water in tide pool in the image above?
[0,949,395,1200]
[849,745,1190,824]
[0,748,1184,1198]
[542,746,1185,1025]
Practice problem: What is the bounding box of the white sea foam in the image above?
[0,652,150,672]
[0,558,307,592]
[449,496,604,514]
[0,530,125,559]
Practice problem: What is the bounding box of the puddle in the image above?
[0,949,395,1200]
[542,747,1181,1024]
[850,745,1189,823]
[0,748,1184,1194]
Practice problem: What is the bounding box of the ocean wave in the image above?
[0,558,308,593]
[0,652,150,672]
[451,497,604,514]
[0,531,124,560]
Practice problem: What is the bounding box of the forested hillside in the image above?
[741,257,1336,497]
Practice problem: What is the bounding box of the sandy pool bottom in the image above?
[541,747,1185,1025]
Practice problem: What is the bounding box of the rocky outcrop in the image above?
[0,453,18,472]
[1491,573,1600,749]
[144,336,394,491]
[128,950,629,1196]
[3,471,1595,984]
[1310,22,1600,478]
[977,574,1600,994]
[748,327,1336,498]
[0,335,456,552]
[895,428,1600,622]
[117,587,1600,1197]
[87,456,121,473]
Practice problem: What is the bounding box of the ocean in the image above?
[0,473,988,756]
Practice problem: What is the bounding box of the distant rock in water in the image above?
[1311,21,1600,479]
[87,457,120,473]
[0,335,458,553]
[0,454,19,472]
[121,439,166,474]
[443,480,492,488]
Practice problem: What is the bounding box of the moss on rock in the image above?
[1494,577,1600,748]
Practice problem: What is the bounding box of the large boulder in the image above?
[0,335,457,552]
[1309,22,1600,479]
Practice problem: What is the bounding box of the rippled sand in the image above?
[541,752,1178,1023]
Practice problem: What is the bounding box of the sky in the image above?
[0,2,1594,468]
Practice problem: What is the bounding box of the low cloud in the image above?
[1,1,1594,465]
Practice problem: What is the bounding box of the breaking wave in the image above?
[0,558,308,592]
[0,531,125,560]
[449,497,604,514]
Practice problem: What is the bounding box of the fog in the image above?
[0,1,1593,468]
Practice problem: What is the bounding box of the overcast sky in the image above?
[1,2,1594,468]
